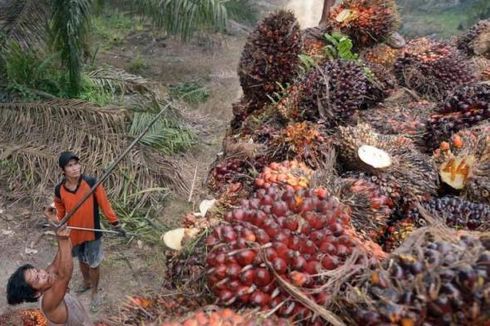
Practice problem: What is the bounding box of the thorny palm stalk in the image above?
[50,0,92,96]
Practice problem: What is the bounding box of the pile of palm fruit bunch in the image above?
[0,309,47,326]
[339,227,490,325]
[105,1,490,324]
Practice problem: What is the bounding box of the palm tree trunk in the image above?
[319,0,335,26]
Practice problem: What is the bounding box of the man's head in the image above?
[6,264,55,305]
[58,151,81,178]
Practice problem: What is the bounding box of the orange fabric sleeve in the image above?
[54,195,66,222]
[94,184,119,224]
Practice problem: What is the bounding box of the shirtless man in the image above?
[6,207,93,325]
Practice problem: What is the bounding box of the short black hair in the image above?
[6,264,39,305]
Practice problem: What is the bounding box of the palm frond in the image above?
[50,0,93,96]
[113,0,228,41]
[0,100,189,204]
[0,0,51,49]
[224,0,258,24]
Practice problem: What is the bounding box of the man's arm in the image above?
[43,206,62,274]
[42,226,73,315]
[95,185,126,236]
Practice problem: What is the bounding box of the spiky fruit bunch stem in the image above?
[238,10,302,107]
[395,38,476,100]
[329,0,399,48]
[347,231,490,325]
[425,82,489,151]
[205,185,383,321]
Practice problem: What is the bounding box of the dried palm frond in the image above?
[87,66,167,100]
[0,100,189,204]
[0,0,51,49]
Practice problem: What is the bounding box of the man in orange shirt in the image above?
[53,151,126,312]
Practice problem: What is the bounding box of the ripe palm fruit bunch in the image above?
[238,10,302,107]
[208,157,247,193]
[335,176,394,243]
[161,308,291,326]
[328,0,399,48]
[255,160,312,191]
[346,229,490,325]
[205,185,383,320]
[336,124,439,201]
[457,19,490,59]
[298,60,371,129]
[394,38,476,100]
[433,123,490,204]
[407,196,490,231]
[268,122,334,169]
[362,43,401,68]
[0,309,47,326]
[425,82,489,151]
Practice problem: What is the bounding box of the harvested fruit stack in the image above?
[205,185,382,322]
[238,10,302,109]
[329,0,399,48]
[208,158,247,193]
[425,82,490,151]
[295,60,372,129]
[407,196,490,231]
[394,38,475,100]
[457,19,490,59]
[344,229,490,325]
[161,308,290,326]
[0,309,47,326]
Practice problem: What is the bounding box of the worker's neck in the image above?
[65,175,80,186]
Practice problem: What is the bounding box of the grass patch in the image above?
[92,10,139,50]
[169,81,210,104]
[127,54,149,75]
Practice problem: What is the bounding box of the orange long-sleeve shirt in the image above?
[54,175,119,247]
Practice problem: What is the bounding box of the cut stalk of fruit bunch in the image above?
[357,145,392,169]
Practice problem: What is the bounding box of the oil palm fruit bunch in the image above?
[347,230,490,325]
[205,185,383,320]
[380,217,415,252]
[328,0,399,49]
[209,157,247,193]
[161,308,291,326]
[255,160,312,191]
[238,10,302,107]
[335,176,395,243]
[362,43,401,68]
[336,124,439,201]
[407,196,490,231]
[358,101,432,140]
[394,38,476,100]
[298,60,371,129]
[268,122,334,169]
[0,309,47,326]
[425,82,489,151]
[364,62,397,107]
[433,123,490,204]
[457,19,490,59]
